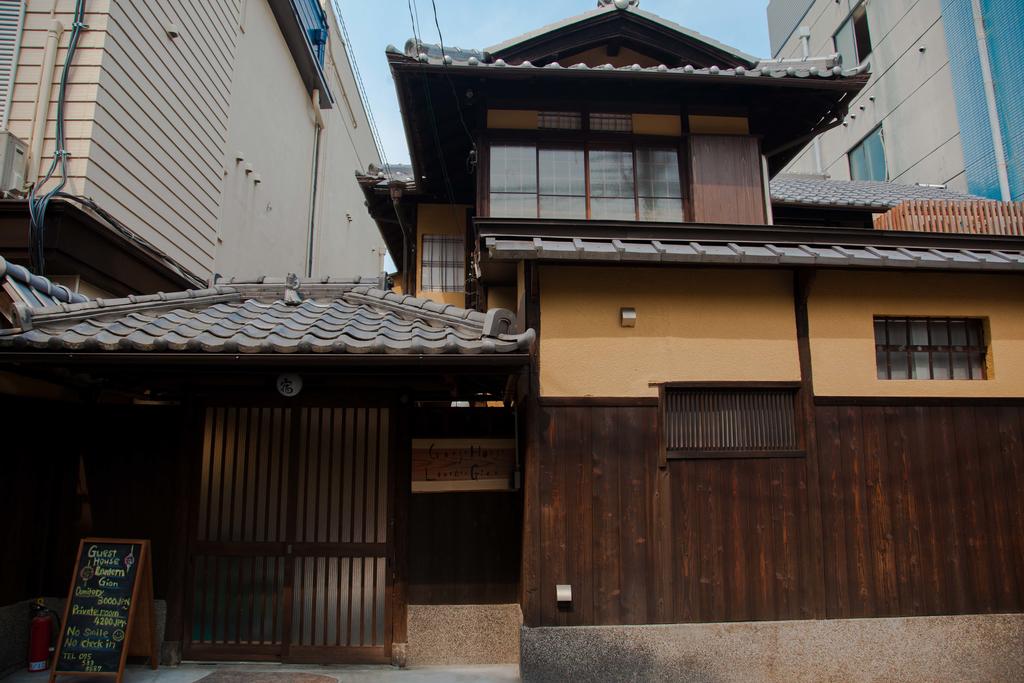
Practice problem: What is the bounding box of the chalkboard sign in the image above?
[51,539,157,683]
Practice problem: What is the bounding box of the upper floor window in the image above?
[590,113,633,133]
[849,126,887,181]
[421,235,465,292]
[874,317,987,380]
[834,2,872,67]
[489,143,683,222]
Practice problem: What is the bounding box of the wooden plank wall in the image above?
[689,135,767,225]
[408,492,521,605]
[816,404,1024,618]
[523,402,1024,627]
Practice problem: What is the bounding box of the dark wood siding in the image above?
[816,404,1024,618]
[408,493,521,605]
[689,135,766,225]
[523,401,1024,627]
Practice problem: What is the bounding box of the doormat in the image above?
[196,673,338,683]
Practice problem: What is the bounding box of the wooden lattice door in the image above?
[185,405,394,663]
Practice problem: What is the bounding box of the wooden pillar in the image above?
[162,402,202,665]
[520,262,542,627]
[794,269,828,619]
[390,397,412,666]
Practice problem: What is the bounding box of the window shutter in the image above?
[664,387,800,457]
[0,1,23,128]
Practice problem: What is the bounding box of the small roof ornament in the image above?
[598,0,639,8]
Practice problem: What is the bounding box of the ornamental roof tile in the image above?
[0,274,534,356]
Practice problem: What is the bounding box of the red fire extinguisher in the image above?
[28,599,59,673]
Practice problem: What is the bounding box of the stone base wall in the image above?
[406,604,522,666]
[0,598,167,677]
[521,614,1024,682]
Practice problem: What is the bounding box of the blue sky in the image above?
[333,0,772,165]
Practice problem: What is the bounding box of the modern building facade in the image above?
[768,0,1024,201]
[0,0,383,297]
[2,2,1024,680]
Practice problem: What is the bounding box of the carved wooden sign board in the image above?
[412,438,518,492]
[50,539,158,683]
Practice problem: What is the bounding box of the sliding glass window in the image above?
[539,148,586,219]
[489,145,537,218]
[489,143,683,221]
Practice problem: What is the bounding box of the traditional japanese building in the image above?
[2,1,1023,680]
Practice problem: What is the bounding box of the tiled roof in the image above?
[484,236,1024,272]
[392,40,863,81]
[1,254,89,308]
[0,275,534,355]
[770,175,982,210]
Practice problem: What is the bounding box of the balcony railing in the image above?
[874,200,1024,236]
[293,0,329,66]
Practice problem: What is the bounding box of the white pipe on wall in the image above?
[1,0,27,131]
[27,19,63,187]
[971,0,1010,201]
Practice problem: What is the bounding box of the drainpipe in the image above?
[27,19,63,187]
[799,26,826,175]
[971,0,1010,201]
[306,89,326,277]
[1,1,26,131]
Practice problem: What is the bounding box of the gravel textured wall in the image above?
[407,604,522,666]
[521,614,1024,682]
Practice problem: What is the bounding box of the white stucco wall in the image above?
[772,0,968,192]
[215,0,383,279]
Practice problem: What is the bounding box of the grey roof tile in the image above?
[485,236,1024,273]
[770,174,981,210]
[0,276,535,356]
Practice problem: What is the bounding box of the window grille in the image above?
[421,235,465,292]
[874,317,987,380]
[590,113,633,132]
[539,111,582,130]
[663,388,799,457]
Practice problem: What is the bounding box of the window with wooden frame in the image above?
[420,235,465,292]
[874,317,987,380]
[661,384,802,460]
[488,142,684,222]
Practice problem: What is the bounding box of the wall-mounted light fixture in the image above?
[556,584,572,605]
[620,307,637,328]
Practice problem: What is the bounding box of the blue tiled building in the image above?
[942,0,1024,201]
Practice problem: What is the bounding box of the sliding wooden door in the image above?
[185,405,394,663]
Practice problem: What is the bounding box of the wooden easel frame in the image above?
[50,538,159,683]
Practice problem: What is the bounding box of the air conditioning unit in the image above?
[0,130,27,193]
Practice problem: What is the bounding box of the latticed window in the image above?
[590,112,633,132]
[874,317,987,380]
[538,111,582,130]
[663,387,800,459]
[420,235,465,292]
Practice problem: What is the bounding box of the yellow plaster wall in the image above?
[487,109,539,130]
[487,287,517,313]
[416,203,470,308]
[633,114,682,137]
[809,271,1024,397]
[688,115,750,135]
[539,266,800,397]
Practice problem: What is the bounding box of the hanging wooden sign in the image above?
[412,438,518,492]
[50,539,158,683]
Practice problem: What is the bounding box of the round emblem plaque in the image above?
[276,374,303,398]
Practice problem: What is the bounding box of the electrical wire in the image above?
[27,0,87,275]
[428,0,477,169]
